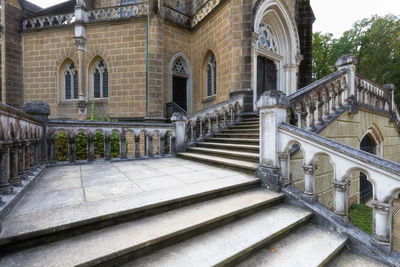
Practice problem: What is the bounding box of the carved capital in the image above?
[303,164,317,175]
[371,200,391,215]
[73,36,87,51]
[278,152,289,160]
[332,180,349,192]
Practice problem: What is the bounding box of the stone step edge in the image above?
[178,153,259,171]
[187,147,259,159]
[0,179,260,252]
[206,137,260,143]
[196,142,259,150]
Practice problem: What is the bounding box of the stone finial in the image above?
[256,90,289,109]
[383,84,396,91]
[171,112,187,122]
[23,102,50,116]
[335,54,358,68]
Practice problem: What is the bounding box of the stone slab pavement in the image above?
[0,158,257,239]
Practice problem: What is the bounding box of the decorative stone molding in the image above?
[332,180,349,193]
[192,0,221,27]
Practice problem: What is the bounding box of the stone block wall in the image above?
[291,109,400,209]
[1,0,24,109]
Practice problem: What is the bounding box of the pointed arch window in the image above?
[205,52,217,97]
[92,59,109,99]
[63,62,78,100]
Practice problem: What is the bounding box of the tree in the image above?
[312,15,400,105]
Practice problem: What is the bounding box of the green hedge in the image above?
[349,204,373,235]
[55,131,122,161]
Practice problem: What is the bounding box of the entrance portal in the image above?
[257,56,277,99]
[172,76,187,112]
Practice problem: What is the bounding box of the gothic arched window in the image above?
[63,61,78,100]
[258,23,278,53]
[204,52,217,97]
[91,59,109,98]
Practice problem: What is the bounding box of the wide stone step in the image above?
[196,142,259,153]
[236,121,260,126]
[206,137,259,145]
[0,176,259,253]
[178,152,259,171]
[222,128,259,133]
[125,204,313,266]
[187,147,259,162]
[326,250,389,267]
[214,133,259,139]
[0,189,285,266]
[236,224,347,267]
[228,124,259,129]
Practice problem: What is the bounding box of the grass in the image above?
[349,204,373,235]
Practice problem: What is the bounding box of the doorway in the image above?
[257,56,277,99]
[172,76,187,112]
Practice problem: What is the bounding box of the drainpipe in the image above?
[145,2,150,117]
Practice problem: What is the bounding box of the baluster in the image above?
[322,99,330,121]
[333,179,349,216]
[0,144,13,194]
[160,135,165,156]
[303,163,317,200]
[17,142,27,180]
[329,92,336,114]
[208,117,212,134]
[147,134,153,157]
[87,134,95,162]
[9,143,20,186]
[68,135,76,163]
[278,152,290,186]
[104,135,111,161]
[47,136,56,164]
[316,101,324,125]
[306,105,315,131]
[134,135,140,157]
[372,201,392,246]
[190,123,194,142]
[120,133,127,159]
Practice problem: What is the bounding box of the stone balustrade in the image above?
[47,120,175,163]
[0,103,45,195]
[192,0,221,27]
[183,90,252,146]
[257,91,400,251]
[287,55,395,133]
[87,3,148,23]
[22,13,75,31]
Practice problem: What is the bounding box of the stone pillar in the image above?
[384,84,396,114]
[17,142,27,180]
[305,104,315,131]
[104,135,111,161]
[47,137,56,164]
[9,143,20,186]
[372,201,392,247]
[147,134,153,157]
[278,152,290,186]
[303,164,317,200]
[87,133,95,162]
[23,102,50,163]
[336,54,358,99]
[68,135,76,163]
[120,133,127,159]
[171,113,187,153]
[34,141,40,166]
[333,180,349,216]
[0,143,13,194]
[134,135,140,157]
[256,90,289,191]
[160,135,165,156]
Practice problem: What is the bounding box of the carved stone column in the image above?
[171,113,187,153]
[147,134,153,157]
[104,135,111,161]
[306,104,316,131]
[0,143,13,194]
[9,143,21,186]
[303,164,317,200]
[278,152,290,186]
[134,135,140,157]
[47,137,56,164]
[68,135,76,163]
[372,200,392,247]
[120,133,127,159]
[17,142,27,180]
[87,133,95,162]
[333,179,349,216]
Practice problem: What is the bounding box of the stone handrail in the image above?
[356,73,391,113]
[87,3,148,23]
[277,123,400,247]
[22,13,75,30]
[163,5,191,28]
[0,103,47,196]
[183,91,249,145]
[47,120,175,162]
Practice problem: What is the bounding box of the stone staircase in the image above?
[0,117,388,266]
[178,116,260,172]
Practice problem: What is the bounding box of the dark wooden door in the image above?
[257,56,277,99]
[173,76,187,112]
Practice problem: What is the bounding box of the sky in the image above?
[30,0,400,38]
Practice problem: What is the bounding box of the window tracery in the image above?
[92,59,109,98]
[205,52,217,97]
[173,59,186,75]
[63,62,78,100]
[258,23,278,53]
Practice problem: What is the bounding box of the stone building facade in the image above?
[1,0,400,209]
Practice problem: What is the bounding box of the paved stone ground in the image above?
[393,199,400,252]
[0,158,256,239]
